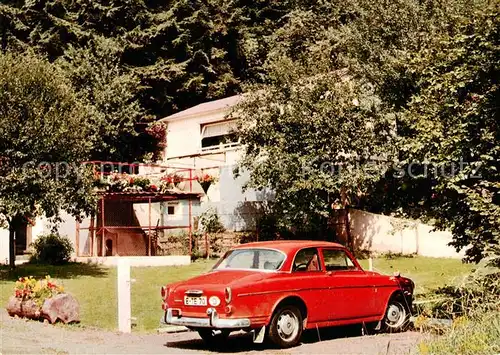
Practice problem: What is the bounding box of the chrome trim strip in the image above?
[163,308,251,329]
[237,284,396,297]
[185,290,203,295]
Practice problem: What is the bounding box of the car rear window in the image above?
[214,248,286,271]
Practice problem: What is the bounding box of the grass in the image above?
[357,256,474,296]
[0,256,473,332]
[0,260,216,332]
[419,311,500,355]
[131,259,215,332]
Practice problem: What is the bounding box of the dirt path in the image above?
[0,310,423,354]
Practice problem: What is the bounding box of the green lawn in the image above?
[357,256,474,295]
[0,256,473,332]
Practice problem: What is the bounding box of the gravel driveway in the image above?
[0,310,423,354]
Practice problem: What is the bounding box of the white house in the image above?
[158,94,271,232]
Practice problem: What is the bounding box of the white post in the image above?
[117,258,131,333]
[368,257,373,271]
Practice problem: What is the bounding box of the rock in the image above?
[6,296,41,319]
[41,293,80,324]
[6,294,80,324]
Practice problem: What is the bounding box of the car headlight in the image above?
[209,296,221,307]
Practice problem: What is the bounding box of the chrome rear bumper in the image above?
[162,308,251,329]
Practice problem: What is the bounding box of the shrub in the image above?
[30,233,74,265]
[199,208,225,234]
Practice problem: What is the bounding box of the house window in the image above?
[200,120,239,151]
[167,206,175,215]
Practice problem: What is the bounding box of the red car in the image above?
[161,240,414,348]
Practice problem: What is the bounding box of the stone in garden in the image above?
[7,296,41,319]
[6,293,80,324]
[41,293,80,324]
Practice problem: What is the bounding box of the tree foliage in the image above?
[0,52,97,266]
[0,0,498,261]
[400,9,500,261]
[236,0,499,260]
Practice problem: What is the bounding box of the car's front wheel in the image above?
[383,298,410,332]
[268,305,303,348]
[197,329,230,347]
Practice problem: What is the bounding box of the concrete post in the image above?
[368,257,373,271]
[117,258,131,333]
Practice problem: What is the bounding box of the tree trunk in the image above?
[344,207,353,254]
[8,214,24,269]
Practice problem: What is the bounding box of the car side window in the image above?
[293,248,321,272]
[322,249,356,271]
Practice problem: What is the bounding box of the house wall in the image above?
[163,109,270,232]
[0,228,9,264]
[346,209,464,258]
[165,110,229,160]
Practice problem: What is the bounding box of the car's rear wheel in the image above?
[268,305,303,348]
[197,329,230,347]
[383,298,410,332]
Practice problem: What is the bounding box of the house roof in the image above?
[161,94,243,121]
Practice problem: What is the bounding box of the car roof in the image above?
[231,240,346,254]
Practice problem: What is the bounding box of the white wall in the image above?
[165,110,228,160]
[348,209,464,258]
[0,228,9,264]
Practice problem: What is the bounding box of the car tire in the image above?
[268,305,303,348]
[383,298,410,332]
[197,329,230,347]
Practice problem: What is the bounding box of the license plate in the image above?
[184,296,207,306]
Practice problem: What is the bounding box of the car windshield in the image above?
[214,248,285,271]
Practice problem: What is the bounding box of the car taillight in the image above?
[225,287,232,304]
[161,286,168,299]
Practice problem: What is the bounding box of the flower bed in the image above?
[14,276,64,305]
[6,276,80,324]
[93,171,192,193]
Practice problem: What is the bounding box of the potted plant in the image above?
[160,173,183,191]
[197,173,217,194]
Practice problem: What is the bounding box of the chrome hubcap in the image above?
[386,302,405,328]
[277,311,299,341]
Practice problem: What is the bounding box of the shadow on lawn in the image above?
[164,325,365,353]
[0,262,109,281]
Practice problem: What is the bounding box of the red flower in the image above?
[150,185,158,191]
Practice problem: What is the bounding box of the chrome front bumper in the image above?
[162,308,251,329]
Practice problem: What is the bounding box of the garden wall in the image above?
[344,209,464,258]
